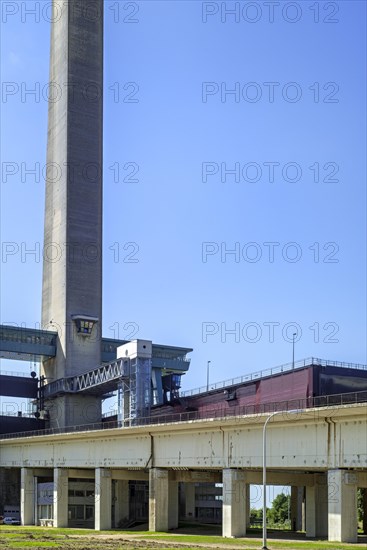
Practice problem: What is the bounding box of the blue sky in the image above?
[1,1,366,396]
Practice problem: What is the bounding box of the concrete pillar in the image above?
[245,484,251,529]
[298,487,306,532]
[114,480,129,527]
[305,475,328,537]
[53,468,68,527]
[362,488,367,535]
[184,483,196,519]
[328,470,358,543]
[95,468,112,530]
[168,481,179,529]
[290,486,298,531]
[20,468,34,525]
[222,469,246,538]
[149,468,169,532]
[297,486,305,531]
[305,485,316,537]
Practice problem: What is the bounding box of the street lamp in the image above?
[262,409,304,550]
[206,360,211,392]
[292,332,296,369]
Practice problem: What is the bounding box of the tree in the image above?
[268,493,290,524]
[249,507,263,526]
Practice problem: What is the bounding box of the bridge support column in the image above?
[184,483,196,519]
[328,469,357,542]
[149,468,169,531]
[222,469,246,538]
[53,468,68,527]
[95,468,112,530]
[298,486,306,531]
[305,475,328,537]
[21,468,34,525]
[245,484,251,529]
[290,486,298,531]
[168,481,179,529]
[114,480,129,527]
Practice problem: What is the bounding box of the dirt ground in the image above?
[0,534,226,550]
[0,531,226,550]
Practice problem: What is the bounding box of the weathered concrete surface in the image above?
[149,468,169,532]
[1,406,366,471]
[41,0,104,427]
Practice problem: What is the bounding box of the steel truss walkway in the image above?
[0,324,192,405]
[43,358,130,398]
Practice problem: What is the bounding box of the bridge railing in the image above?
[1,411,37,418]
[0,370,37,378]
[1,389,367,440]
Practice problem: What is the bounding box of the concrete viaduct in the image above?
[1,402,366,542]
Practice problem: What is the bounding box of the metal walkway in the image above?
[0,324,192,405]
[0,324,128,363]
[43,358,130,398]
[0,324,192,367]
[42,351,190,399]
[0,325,57,362]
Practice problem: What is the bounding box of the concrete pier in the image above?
[305,475,328,537]
[20,468,34,526]
[222,469,246,538]
[95,468,112,530]
[328,469,358,542]
[54,468,68,528]
[149,468,169,532]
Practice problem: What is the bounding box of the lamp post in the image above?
[292,332,296,369]
[262,409,303,550]
[206,360,211,392]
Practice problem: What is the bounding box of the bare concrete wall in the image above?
[41,1,104,426]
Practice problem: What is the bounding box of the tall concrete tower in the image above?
[41,0,103,427]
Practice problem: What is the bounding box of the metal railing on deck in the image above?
[1,411,37,418]
[1,389,366,440]
[0,370,38,378]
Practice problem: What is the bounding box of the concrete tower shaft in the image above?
[41,0,103,426]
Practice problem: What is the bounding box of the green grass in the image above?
[0,527,365,550]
